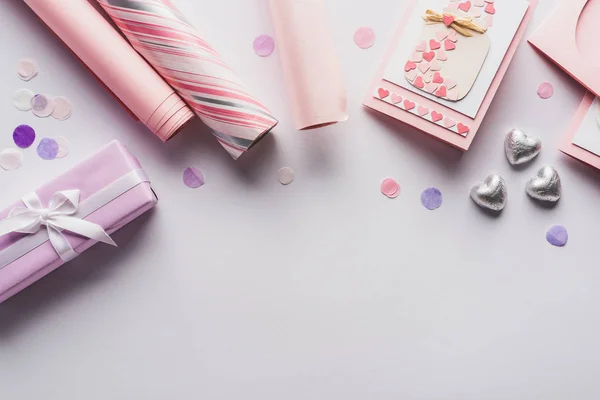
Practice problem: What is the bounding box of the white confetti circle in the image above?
[17,58,38,81]
[51,96,73,120]
[0,148,24,171]
[12,88,34,111]
[277,167,295,185]
[54,136,71,158]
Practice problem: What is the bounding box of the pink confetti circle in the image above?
[537,81,554,99]
[183,167,205,189]
[354,27,375,49]
[253,35,275,57]
[381,178,400,198]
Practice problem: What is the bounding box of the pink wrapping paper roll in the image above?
[22,0,194,141]
[269,0,348,130]
[97,0,279,160]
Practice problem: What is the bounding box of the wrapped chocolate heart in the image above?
[526,166,561,203]
[470,173,508,212]
[504,128,542,165]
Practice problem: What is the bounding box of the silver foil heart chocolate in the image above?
[526,166,561,203]
[504,128,542,165]
[470,173,508,212]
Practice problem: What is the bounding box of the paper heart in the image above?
[448,30,458,42]
[458,1,471,12]
[377,88,389,99]
[404,61,417,72]
[443,15,455,26]
[448,2,459,9]
[414,76,425,89]
[433,72,444,84]
[526,166,561,203]
[445,78,457,90]
[471,8,481,17]
[485,15,493,27]
[473,0,485,6]
[418,62,431,73]
[415,41,427,52]
[430,61,441,71]
[457,123,469,134]
[445,40,456,51]
[504,128,542,165]
[484,2,495,14]
[391,93,403,104]
[435,86,447,97]
[423,51,435,62]
[429,39,441,50]
[431,111,443,122]
[470,174,507,212]
[436,31,448,41]
[444,117,456,128]
[446,89,460,101]
[403,99,416,110]
[417,105,430,116]
[410,51,422,63]
[423,71,433,83]
[425,83,439,94]
[436,49,448,61]
[406,69,417,81]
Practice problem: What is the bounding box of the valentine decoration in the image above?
[546,225,568,247]
[51,96,73,120]
[525,166,562,203]
[253,35,275,57]
[504,128,542,165]
[277,167,295,185]
[354,27,376,49]
[97,0,278,160]
[23,0,194,142]
[269,0,347,130]
[470,173,508,212]
[0,149,24,171]
[13,88,34,111]
[381,178,400,198]
[13,125,36,149]
[421,187,443,210]
[183,167,205,189]
[17,58,38,81]
[561,93,600,171]
[0,141,157,303]
[37,138,59,160]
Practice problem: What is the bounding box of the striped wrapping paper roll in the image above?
[97,0,278,160]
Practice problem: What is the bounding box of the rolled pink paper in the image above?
[22,0,194,141]
[269,0,348,130]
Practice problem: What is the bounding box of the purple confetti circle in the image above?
[546,225,568,247]
[37,138,59,160]
[421,187,443,210]
[13,124,36,148]
[253,34,275,57]
[183,167,205,188]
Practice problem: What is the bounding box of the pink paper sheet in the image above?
[22,0,194,142]
[528,0,600,98]
[0,141,157,304]
[269,0,348,130]
[560,92,600,170]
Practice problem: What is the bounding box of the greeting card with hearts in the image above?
[363,0,536,151]
[560,93,600,171]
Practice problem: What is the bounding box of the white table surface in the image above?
[2,1,600,399]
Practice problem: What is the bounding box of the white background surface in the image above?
[1,0,600,399]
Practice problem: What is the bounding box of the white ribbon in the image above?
[0,190,116,262]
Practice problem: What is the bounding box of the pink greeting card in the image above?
[364,0,537,151]
[560,92,600,171]
[528,0,600,98]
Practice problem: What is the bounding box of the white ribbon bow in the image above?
[0,190,116,262]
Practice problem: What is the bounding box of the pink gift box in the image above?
[0,141,157,303]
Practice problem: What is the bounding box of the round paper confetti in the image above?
[17,58,38,81]
[183,167,205,188]
[0,148,24,171]
[253,34,275,57]
[13,125,36,148]
[546,225,568,247]
[54,136,71,159]
[37,138,59,160]
[354,27,376,49]
[277,167,295,185]
[537,81,554,99]
[51,96,73,120]
[381,178,400,198]
[31,94,55,118]
[12,88,34,111]
[421,187,443,210]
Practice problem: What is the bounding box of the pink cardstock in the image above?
[560,92,600,170]
[528,0,600,98]
[363,0,538,151]
[0,141,157,303]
